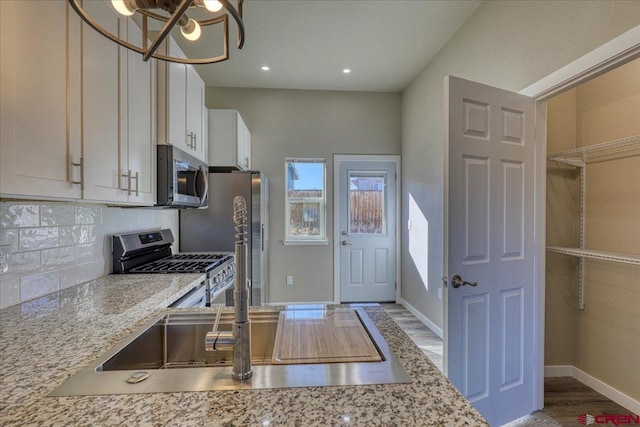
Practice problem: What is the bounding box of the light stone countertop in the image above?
[0,274,488,426]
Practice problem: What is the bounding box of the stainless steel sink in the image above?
[50,307,411,396]
[101,311,279,370]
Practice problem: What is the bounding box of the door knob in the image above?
[341,240,351,246]
[451,275,477,289]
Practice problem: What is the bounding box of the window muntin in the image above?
[285,159,326,242]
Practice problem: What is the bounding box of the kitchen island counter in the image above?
[0,274,487,426]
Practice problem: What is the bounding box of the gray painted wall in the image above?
[401,1,640,329]
[205,87,401,303]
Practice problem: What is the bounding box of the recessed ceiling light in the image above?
[343,68,351,74]
[261,65,270,71]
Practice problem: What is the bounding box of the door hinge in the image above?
[442,276,448,288]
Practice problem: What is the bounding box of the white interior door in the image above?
[339,160,396,302]
[445,75,537,426]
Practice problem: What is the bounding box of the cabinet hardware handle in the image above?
[244,156,249,168]
[69,156,83,189]
[131,171,139,196]
[122,170,132,196]
[193,133,197,150]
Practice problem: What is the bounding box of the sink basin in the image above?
[50,307,412,396]
[101,311,279,370]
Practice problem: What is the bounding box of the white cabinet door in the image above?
[209,109,251,170]
[186,65,206,161]
[167,39,188,153]
[0,0,81,199]
[242,118,251,170]
[157,37,206,162]
[82,0,127,203]
[236,112,252,170]
[125,19,155,205]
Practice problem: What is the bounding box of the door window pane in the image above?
[349,173,386,234]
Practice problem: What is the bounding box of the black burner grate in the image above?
[127,253,232,274]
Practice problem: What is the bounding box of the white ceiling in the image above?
[179,0,481,92]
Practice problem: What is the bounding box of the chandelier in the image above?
[68,0,245,64]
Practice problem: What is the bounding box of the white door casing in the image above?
[335,157,399,303]
[445,76,537,426]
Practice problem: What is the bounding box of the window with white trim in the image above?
[285,158,326,244]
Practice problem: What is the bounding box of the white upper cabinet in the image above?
[208,109,252,170]
[1,0,155,205]
[186,65,206,160]
[81,0,128,203]
[0,0,82,199]
[82,0,155,205]
[123,19,156,205]
[158,37,207,163]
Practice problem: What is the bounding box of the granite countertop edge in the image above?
[0,274,487,426]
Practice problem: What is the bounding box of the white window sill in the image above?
[283,240,329,246]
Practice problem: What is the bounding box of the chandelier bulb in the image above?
[181,19,202,41]
[111,0,135,16]
[203,0,223,12]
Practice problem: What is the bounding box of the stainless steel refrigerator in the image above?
[179,170,269,306]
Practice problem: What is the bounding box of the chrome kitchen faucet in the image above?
[204,196,253,381]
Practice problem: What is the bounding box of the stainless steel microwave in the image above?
[157,145,209,208]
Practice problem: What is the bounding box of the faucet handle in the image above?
[212,305,223,333]
[205,306,235,352]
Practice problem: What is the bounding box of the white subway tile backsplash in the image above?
[19,227,59,251]
[60,225,96,246]
[76,242,101,264]
[0,201,178,308]
[1,204,39,228]
[41,246,76,270]
[0,276,21,309]
[21,271,60,301]
[75,206,101,225]
[40,205,75,227]
[5,251,40,275]
[101,206,122,224]
[0,229,19,253]
[60,261,105,290]
[59,226,76,246]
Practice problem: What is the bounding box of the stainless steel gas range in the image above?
[112,229,235,307]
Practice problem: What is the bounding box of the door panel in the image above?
[462,293,489,402]
[339,161,396,302]
[463,156,490,264]
[446,75,536,426]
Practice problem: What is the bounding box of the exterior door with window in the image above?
[445,75,538,426]
[339,160,397,302]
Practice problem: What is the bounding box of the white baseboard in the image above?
[545,365,640,415]
[544,365,575,377]
[397,298,443,338]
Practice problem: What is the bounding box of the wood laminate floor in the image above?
[380,304,634,427]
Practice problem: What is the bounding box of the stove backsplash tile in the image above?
[0,201,179,310]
